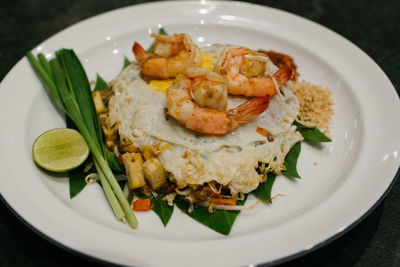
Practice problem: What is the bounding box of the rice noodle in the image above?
[83,161,93,173]
[163,193,177,206]
[205,193,285,211]
[175,188,193,196]
[212,204,246,211]
[151,190,158,198]
[188,203,194,213]
[84,173,98,184]
[273,79,298,119]
[208,181,222,194]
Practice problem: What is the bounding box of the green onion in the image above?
[27,50,138,228]
[37,53,52,77]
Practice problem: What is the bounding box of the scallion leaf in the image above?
[26,53,63,109]
[37,53,52,77]
[94,160,126,221]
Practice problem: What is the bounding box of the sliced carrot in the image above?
[211,198,236,206]
[133,198,153,211]
[256,127,268,137]
[117,153,124,165]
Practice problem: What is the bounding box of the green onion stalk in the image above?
[26,50,138,228]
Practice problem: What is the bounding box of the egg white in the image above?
[108,46,303,194]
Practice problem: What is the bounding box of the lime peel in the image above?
[32,128,89,172]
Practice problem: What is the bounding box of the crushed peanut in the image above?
[293,80,334,136]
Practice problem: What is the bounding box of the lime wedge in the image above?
[32,128,89,172]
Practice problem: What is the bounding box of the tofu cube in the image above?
[143,158,166,190]
[122,153,146,189]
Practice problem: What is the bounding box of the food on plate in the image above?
[27,50,138,229]
[32,128,89,172]
[102,32,332,209]
[258,49,299,81]
[28,30,334,235]
[132,33,202,79]
[214,46,293,97]
[293,81,334,136]
[166,67,270,134]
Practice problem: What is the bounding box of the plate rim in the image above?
[2,169,399,266]
[1,1,400,266]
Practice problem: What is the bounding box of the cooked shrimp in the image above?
[167,73,269,135]
[257,49,299,81]
[215,46,293,97]
[185,67,228,110]
[132,33,202,79]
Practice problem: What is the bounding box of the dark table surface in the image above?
[1,0,399,266]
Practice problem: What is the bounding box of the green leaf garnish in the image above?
[69,164,88,199]
[158,28,168,35]
[93,74,108,91]
[175,197,245,235]
[282,142,301,178]
[134,191,148,199]
[27,50,138,228]
[152,194,174,227]
[252,173,277,203]
[127,190,134,205]
[123,57,131,69]
[118,180,126,190]
[104,147,123,173]
[66,112,89,199]
[66,116,76,129]
[147,28,168,53]
[294,121,331,142]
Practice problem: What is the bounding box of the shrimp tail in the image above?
[273,65,293,85]
[229,96,269,124]
[132,42,149,63]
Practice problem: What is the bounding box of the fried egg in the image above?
[108,45,303,195]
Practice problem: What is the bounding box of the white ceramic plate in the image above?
[1,1,399,266]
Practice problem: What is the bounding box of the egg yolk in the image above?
[149,79,174,94]
[199,53,216,71]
